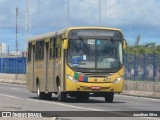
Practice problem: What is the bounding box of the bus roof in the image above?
[28,27,122,42]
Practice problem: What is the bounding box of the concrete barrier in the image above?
[122,80,160,98]
[0,73,26,85]
[0,73,160,98]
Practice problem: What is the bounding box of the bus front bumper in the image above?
[65,78,124,93]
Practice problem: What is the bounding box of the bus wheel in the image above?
[57,86,66,102]
[37,82,45,99]
[104,92,114,103]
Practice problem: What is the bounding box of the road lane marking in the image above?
[141,117,160,120]
[0,93,159,120]
[0,93,160,120]
[27,98,104,111]
[0,93,104,111]
[0,94,25,101]
[11,88,21,91]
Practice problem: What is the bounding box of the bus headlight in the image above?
[66,74,78,83]
[112,77,123,84]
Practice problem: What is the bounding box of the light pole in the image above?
[67,0,70,27]
[99,0,101,27]
[16,6,19,56]
[25,0,31,51]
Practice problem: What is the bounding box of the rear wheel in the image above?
[57,86,67,102]
[37,82,45,99]
[104,92,114,103]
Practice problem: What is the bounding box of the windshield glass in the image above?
[68,39,123,69]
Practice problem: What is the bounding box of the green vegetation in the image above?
[125,35,160,54]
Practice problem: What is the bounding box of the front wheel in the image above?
[57,86,67,102]
[104,92,114,103]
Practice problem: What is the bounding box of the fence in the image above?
[124,54,160,81]
[0,55,160,81]
[0,57,26,74]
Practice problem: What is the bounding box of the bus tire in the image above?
[57,86,66,102]
[104,92,114,103]
[37,82,45,99]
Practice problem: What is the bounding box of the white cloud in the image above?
[0,0,160,50]
[1,0,159,31]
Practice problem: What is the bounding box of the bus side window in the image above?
[28,43,32,62]
[50,38,55,59]
[40,41,44,60]
[55,37,61,59]
[36,40,44,61]
[36,42,39,61]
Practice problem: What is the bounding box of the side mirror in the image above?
[63,39,68,49]
[123,39,126,49]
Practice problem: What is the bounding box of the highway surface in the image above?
[0,82,160,120]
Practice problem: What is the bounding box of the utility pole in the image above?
[105,0,106,26]
[99,0,101,27]
[25,0,31,51]
[38,0,40,33]
[16,6,19,56]
[67,0,70,27]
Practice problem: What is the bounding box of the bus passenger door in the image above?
[44,42,49,92]
[31,45,35,91]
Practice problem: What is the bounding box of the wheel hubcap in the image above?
[37,85,40,96]
[58,86,60,95]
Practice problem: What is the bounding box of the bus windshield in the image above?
[68,39,123,70]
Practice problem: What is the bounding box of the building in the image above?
[11,51,22,56]
[0,43,7,54]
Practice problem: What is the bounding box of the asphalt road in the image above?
[0,82,160,120]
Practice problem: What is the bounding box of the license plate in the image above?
[91,86,101,90]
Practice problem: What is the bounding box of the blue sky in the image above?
[0,0,160,52]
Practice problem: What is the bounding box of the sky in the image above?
[0,0,160,52]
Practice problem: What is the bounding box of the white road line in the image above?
[11,88,21,91]
[0,86,22,91]
[0,94,25,101]
[27,98,104,111]
[0,93,159,120]
[141,117,160,120]
[0,93,104,111]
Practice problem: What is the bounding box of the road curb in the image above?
[122,90,160,99]
[0,79,26,85]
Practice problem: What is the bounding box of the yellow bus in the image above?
[27,27,125,102]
